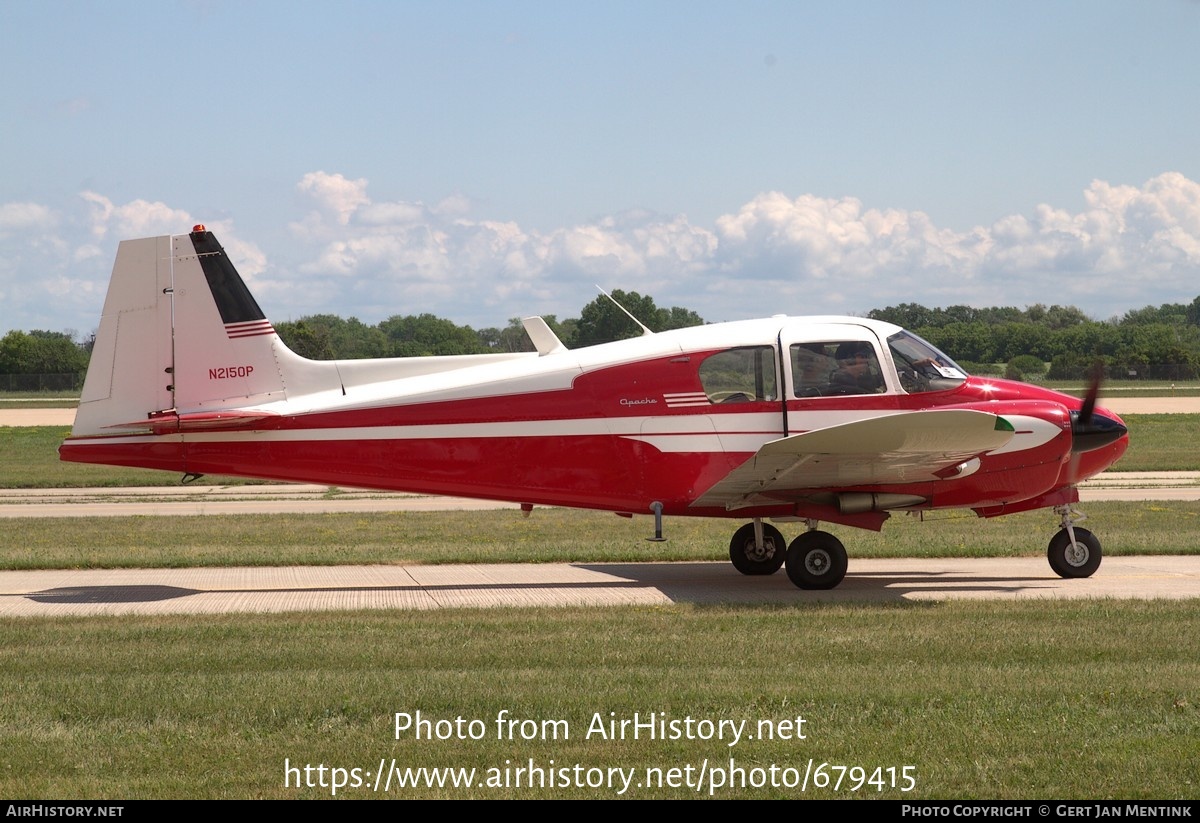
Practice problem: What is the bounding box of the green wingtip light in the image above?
[994,416,1015,432]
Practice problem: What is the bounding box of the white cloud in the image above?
[275,171,1200,326]
[0,194,270,335]
[4,172,1200,336]
[689,173,1200,320]
[295,171,370,226]
[358,202,426,226]
[0,202,56,232]
[974,172,1200,311]
[81,191,195,241]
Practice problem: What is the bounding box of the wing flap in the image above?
[692,409,1014,510]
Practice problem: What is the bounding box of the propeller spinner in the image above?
[1069,373,1127,454]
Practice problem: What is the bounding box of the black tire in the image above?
[1047,528,1102,578]
[785,531,848,590]
[729,523,786,575]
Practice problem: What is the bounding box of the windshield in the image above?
[887,331,968,394]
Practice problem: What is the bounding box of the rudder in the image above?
[169,227,289,412]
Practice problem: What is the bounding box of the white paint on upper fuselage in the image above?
[159,312,1074,468]
[235,314,906,420]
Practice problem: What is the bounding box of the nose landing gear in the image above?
[1048,505,1102,578]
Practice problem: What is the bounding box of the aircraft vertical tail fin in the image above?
[71,226,320,437]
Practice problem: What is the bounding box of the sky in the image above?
[2,0,1199,339]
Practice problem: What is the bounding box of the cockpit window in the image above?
[888,331,968,394]
[791,341,885,397]
[698,346,778,403]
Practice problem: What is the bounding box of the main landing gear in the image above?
[785,529,848,590]
[728,522,786,575]
[729,518,847,590]
[727,505,1104,591]
[1047,505,1102,578]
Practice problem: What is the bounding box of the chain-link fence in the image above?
[0,373,85,393]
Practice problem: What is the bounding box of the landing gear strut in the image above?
[728,519,848,588]
[1047,505,1102,578]
[728,520,786,575]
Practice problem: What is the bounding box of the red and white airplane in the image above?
[60,226,1129,589]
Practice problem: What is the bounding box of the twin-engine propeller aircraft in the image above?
[60,226,1130,590]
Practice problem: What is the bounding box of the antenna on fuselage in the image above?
[596,286,654,336]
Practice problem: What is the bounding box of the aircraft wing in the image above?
[691,409,1016,510]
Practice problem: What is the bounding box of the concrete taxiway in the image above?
[1,556,1197,617]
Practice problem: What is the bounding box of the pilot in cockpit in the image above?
[793,343,830,396]
[832,342,884,394]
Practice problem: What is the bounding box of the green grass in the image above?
[3,415,1198,800]
[1055,380,1200,398]
[0,399,77,408]
[1,601,1196,799]
[1109,414,1200,471]
[0,392,79,404]
[1,502,1198,571]
[1043,379,1200,395]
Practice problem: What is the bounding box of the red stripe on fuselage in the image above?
[59,356,1126,523]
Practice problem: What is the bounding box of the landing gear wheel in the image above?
[729,523,786,575]
[785,531,848,590]
[1047,527,1102,578]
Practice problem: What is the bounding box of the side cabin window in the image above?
[791,341,885,397]
[698,346,778,404]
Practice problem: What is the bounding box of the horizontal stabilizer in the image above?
[692,409,1015,510]
[101,410,281,435]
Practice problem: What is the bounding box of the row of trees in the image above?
[0,330,91,391]
[272,290,704,359]
[6,293,1200,386]
[274,295,1200,380]
[868,300,1200,380]
[0,290,704,387]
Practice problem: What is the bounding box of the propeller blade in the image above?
[1065,364,1126,484]
[1077,372,1100,427]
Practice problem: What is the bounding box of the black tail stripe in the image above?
[189,230,267,325]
